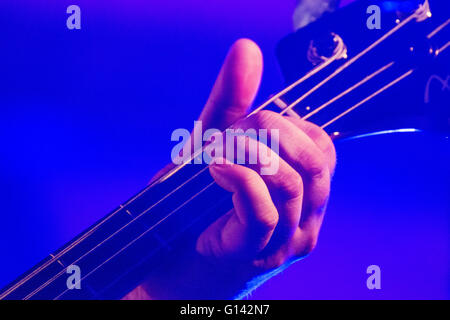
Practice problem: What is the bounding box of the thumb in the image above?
[198,39,263,131]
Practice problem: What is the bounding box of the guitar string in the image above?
[152,40,347,185]
[0,4,430,300]
[282,7,450,119]
[427,18,450,39]
[157,4,442,192]
[437,41,450,54]
[283,61,395,118]
[247,45,342,117]
[276,11,420,116]
[426,18,450,56]
[321,69,415,128]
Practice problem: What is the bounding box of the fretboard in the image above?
[0,163,233,300]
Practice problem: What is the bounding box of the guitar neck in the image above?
[0,163,232,300]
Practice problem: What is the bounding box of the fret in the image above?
[125,209,134,217]
[49,254,66,268]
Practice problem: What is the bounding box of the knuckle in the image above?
[238,168,261,190]
[277,170,304,200]
[302,121,337,172]
[305,235,318,254]
[258,213,279,231]
[305,152,329,179]
[322,133,336,157]
[317,135,337,173]
[250,110,278,128]
[271,256,286,269]
[298,233,319,257]
[252,254,286,271]
[322,135,337,172]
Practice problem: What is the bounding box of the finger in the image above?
[228,135,304,247]
[198,39,263,131]
[286,117,337,174]
[196,160,278,259]
[235,111,332,227]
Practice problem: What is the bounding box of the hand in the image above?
[125,39,336,299]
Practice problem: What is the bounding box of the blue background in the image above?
[0,1,448,299]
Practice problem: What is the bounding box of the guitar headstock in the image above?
[276,0,449,138]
